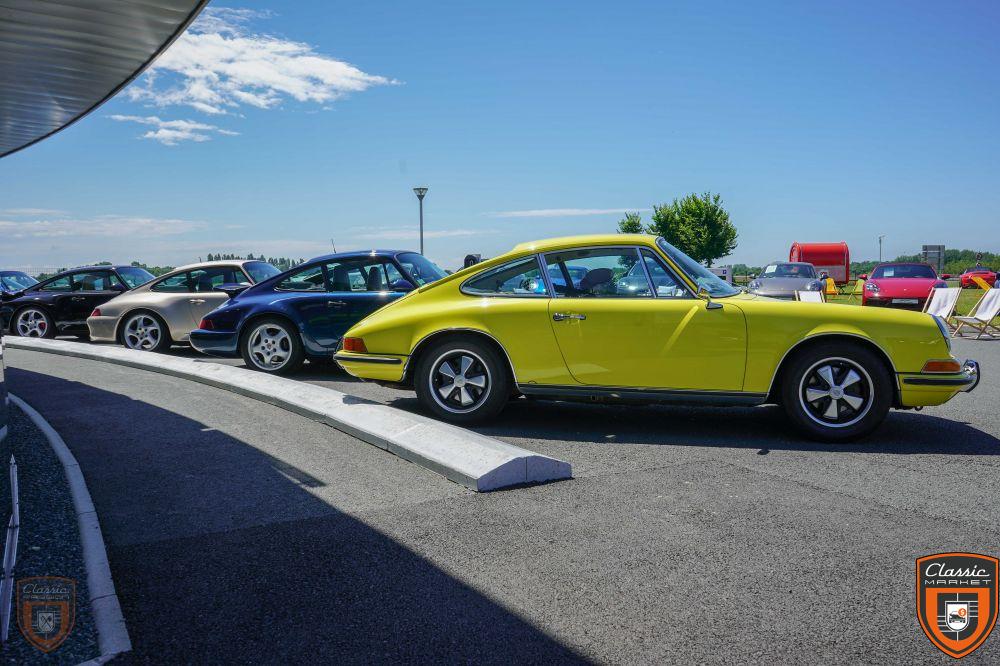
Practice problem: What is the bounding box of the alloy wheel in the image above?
[798,357,874,428]
[15,309,49,337]
[429,349,492,414]
[123,314,162,351]
[248,324,292,371]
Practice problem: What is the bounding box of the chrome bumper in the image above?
[962,359,981,393]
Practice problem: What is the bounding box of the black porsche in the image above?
[1,265,154,338]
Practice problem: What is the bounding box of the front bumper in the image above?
[863,296,927,310]
[189,329,240,357]
[898,359,980,406]
[86,315,118,342]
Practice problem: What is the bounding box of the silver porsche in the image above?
[747,262,823,299]
[87,260,281,351]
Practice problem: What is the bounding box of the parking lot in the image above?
[5,336,997,663]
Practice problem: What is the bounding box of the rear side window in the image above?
[276,264,326,291]
[463,258,547,296]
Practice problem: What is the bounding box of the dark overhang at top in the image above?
[0,0,210,158]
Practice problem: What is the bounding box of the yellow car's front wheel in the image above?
[780,341,893,442]
[414,336,511,423]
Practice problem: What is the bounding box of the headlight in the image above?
[748,281,761,291]
[807,281,822,291]
[864,282,879,293]
[932,315,952,353]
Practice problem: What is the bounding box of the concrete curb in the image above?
[9,394,132,663]
[5,338,572,491]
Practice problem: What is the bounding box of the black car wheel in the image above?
[241,318,304,375]
[415,336,510,423]
[14,307,55,338]
[120,311,172,353]
[781,342,892,442]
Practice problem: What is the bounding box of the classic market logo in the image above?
[16,576,76,653]
[917,553,998,659]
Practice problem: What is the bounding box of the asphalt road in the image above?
[4,337,999,664]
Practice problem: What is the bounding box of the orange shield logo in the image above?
[16,576,76,653]
[917,553,998,659]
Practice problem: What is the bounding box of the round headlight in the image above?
[864,282,879,293]
[748,280,761,291]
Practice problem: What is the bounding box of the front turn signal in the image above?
[343,337,368,353]
[921,359,962,373]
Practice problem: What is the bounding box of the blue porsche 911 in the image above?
[189,250,447,374]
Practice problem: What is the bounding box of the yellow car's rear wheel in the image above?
[415,336,510,423]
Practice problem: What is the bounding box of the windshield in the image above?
[871,264,936,279]
[655,239,740,297]
[244,261,281,283]
[117,266,155,288]
[396,252,447,286]
[761,263,816,279]
[0,271,38,292]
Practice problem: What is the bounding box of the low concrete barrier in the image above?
[4,338,571,492]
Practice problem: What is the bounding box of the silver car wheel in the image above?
[248,323,293,370]
[16,309,49,337]
[123,314,162,351]
[798,356,874,428]
[428,349,492,414]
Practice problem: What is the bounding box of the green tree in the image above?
[617,211,646,234]
[648,192,737,266]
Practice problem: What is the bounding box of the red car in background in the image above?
[861,262,947,310]
[959,266,997,288]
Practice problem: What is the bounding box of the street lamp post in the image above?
[413,187,428,254]
[878,234,886,262]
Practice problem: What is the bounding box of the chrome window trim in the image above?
[459,255,552,299]
[637,247,694,299]
[541,244,655,299]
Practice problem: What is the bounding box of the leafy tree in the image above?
[617,211,646,234]
[648,192,737,267]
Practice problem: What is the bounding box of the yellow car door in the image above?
[544,246,747,391]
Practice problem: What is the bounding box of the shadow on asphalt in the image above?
[7,367,585,663]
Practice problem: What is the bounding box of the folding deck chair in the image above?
[795,290,825,303]
[845,278,865,302]
[922,287,961,331]
[953,288,1000,339]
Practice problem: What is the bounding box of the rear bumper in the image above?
[334,351,407,382]
[189,329,240,357]
[898,359,980,406]
[86,315,118,342]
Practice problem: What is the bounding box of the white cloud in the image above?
[0,214,201,239]
[126,7,396,116]
[353,228,491,241]
[1,208,67,216]
[485,208,649,218]
[108,115,239,145]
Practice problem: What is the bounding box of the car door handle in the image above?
[71,296,86,301]
[327,300,348,308]
[189,299,206,304]
[552,312,586,321]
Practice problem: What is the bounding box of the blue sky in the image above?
[2,0,998,272]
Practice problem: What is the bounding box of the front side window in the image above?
[152,272,193,293]
[189,267,247,292]
[656,239,740,297]
[40,275,73,292]
[117,266,155,288]
[327,258,401,292]
[276,264,326,292]
[463,258,547,296]
[71,271,116,291]
[544,247,649,298]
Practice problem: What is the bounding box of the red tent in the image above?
[789,242,850,285]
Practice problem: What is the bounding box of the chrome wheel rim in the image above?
[429,349,491,414]
[248,324,292,370]
[16,309,48,337]
[123,314,162,351]
[798,357,874,428]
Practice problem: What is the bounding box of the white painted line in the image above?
[9,394,131,662]
[5,338,572,491]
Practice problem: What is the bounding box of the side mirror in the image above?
[859,274,868,281]
[749,273,756,279]
[697,285,723,310]
[215,283,251,299]
[391,279,416,292]
[112,283,127,292]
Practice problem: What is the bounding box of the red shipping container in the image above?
[789,242,850,285]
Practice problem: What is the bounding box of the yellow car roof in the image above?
[510,234,657,254]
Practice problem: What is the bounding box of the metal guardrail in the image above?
[0,455,19,643]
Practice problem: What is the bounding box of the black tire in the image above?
[780,341,892,442]
[240,317,304,375]
[12,306,55,338]
[118,311,172,352]
[414,336,510,424]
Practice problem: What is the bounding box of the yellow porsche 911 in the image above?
[334,235,979,441]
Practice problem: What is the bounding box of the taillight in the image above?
[343,337,367,353]
[199,318,215,330]
[922,359,962,373]
[90,308,101,317]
